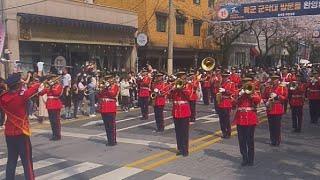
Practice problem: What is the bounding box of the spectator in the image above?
[87,76,96,117]
[73,76,86,118]
[120,76,130,112]
[62,68,72,119]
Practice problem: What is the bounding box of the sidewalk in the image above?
[156,106,320,180]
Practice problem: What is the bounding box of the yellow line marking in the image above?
[125,151,173,168]
[141,137,222,170]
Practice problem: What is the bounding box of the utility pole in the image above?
[167,0,174,75]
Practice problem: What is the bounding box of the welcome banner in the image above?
[217,0,320,21]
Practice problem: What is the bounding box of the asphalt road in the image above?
[0,102,319,180]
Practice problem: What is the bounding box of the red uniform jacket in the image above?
[230,73,241,87]
[212,74,222,95]
[138,76,151,97]
[282,73,293,83]
[233,92,261,126]
[289,83,306,107]
[97,84,119,113]
[202,75,211,88]
[170,87,192,119]
[217,81,237,109]
[152,82,169,107]
[307,80,320,100]
[263,83,288,115]
[0,83,40,136]
[186,79,199,101]
[40,84,63,110]
[252,80,261,93]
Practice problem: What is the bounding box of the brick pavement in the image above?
[156,106,320,180]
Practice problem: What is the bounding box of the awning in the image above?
[18,13,137,33]
[250,47,260,58]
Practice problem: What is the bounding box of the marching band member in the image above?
[138,70,151,120]
[234,77,261,166]
[216,71,237,138]
[152,73,169,132]
[288,74,306,132]
[40,74,63,141]
[306,70,320,124]
[281,67,292,114]
[230,67,241,88]
[263,74,288,146]
[97,75,119,146]
[201,72,211,105]
[0,73,42,180]
[212,68,222,111]
[186,71,199,122]
[169,72,192,157]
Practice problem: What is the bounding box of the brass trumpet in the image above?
[242,83,255,95]
[174,78,185,89]
[289,81,298,91]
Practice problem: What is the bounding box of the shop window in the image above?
[194,0,200,5]
[208,0,215,8]
[176,18,185,35]
[235,52,246,66]
[193,20,202,36]
[156,15,167,32]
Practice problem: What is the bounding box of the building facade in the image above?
[95,0,216,71]
[2,0,138,74]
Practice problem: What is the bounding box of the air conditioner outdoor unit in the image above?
[84,0,94,4]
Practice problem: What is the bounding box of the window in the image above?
[235,52,246,66]
[176,18,185,35]
[193,20,202,36]
[193,0,200,5]
[208,0,215,8]
[156,15,167,32]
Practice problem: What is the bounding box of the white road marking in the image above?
[81,113,156,127]
[0,158,7,166]
[0,152,4,155]
[115,137,176,148]
[0,158,66,178]
[37,162,102,180]
[155,173,191,180]
[164,123,175,130]
[201,117,220,124]
[164,114,217,130]
[90,167,143,180]
[33,129,177,148]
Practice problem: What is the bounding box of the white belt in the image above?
[140,87,150,90]
[292,95,303,98]
[47,96,59,99]
[173,101,188,105]
[101,98,116,102]
[237,107,256,112]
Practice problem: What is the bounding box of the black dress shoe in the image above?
[50,137,58,141]
[241,161,248,166]
[176,151,182,156]
[247,162,254,166]
[107,142,117,146]
[182,152,189,157]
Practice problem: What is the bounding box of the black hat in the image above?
[5,73,21,87]
[104,74,113,79]
[242,77,253,82]
[176,71,186,77]
[271,74,280,79]
[156,72,164,76]
[222,70,231,76]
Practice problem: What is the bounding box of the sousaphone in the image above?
[201,57,216,72]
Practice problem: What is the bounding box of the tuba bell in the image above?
[201,57,216,72]
[243,83,255,95]
[174,78,185,89]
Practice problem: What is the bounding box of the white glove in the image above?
[38,83,45,93]
[37,62,44,71]
[270,92,277,98]
[219,88,226,93]
[154,88,159,93]
[239,89,245,96]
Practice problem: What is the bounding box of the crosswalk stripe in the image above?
[154,173,191,180]
[0,158,7,166]
[90,167,143,180]
[0,152,4,155]
[0,158,66,178]
[37,162,102,180]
